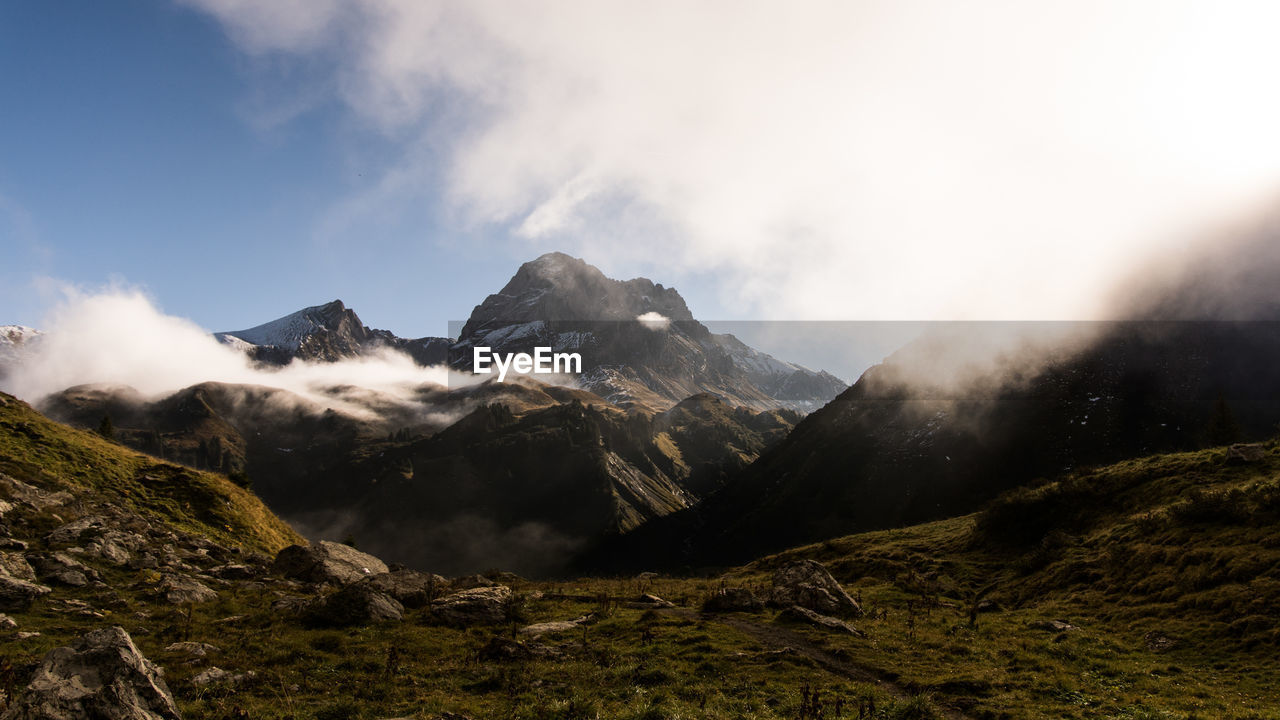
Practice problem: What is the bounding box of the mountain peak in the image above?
[471,252,694,327]
[214,300,374,362]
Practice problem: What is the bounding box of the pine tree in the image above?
[1206,396,1242,447]
[97,415,115,440]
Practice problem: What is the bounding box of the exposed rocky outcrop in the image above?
[308,583,405,626]
[2,626,180,720]
[768,561,862,617]
[431,586,512,626]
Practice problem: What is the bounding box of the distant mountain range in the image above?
[212,252,847,413]
[5,253,838,575]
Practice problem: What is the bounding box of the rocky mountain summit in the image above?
[449,253,846,411]
[214,299,450,367]
[204,253,845,413]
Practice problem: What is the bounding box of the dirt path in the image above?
[662,608,975,720]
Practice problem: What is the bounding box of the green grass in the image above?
[3,390,1280,718]
[0,393,300,555]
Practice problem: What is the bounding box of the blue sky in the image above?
[5,1,1280,346]
[0,0,731,338]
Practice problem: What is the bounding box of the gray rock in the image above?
[702,587,765,613]
[450,574,496,590]
[44,516,112,547]
[0,575,52,612]
[520,615,592,636]
[0,613,16,629]
[308,584,404,626]
[1,625,180,720]
[1226,443,1267,464]
[156,576,218,605]
[0,475,72,512]
[776,605,865,636]
[164,642,220,659]
[626,593,675,609]
[271,541,388,585]
[190,667,254,688]
[0,551,37,582]
[26,552,99,587]
[769,560,862,616]
[1028,619,1077,632]
[363,569,446,609]
[431,586,512,626]
[211,564,257,580]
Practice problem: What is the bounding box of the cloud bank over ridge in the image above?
[185,0,1280,321]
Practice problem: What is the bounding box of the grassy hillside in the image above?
[3,389,1278,718]
[721,440,1280,718]
[0,392,300,555]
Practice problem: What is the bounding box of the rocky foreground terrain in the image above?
[4,387,1280,718]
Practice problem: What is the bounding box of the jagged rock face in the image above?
[452,253,845,412]
[2,626,181,720]
[272,541,390,585]
[214,300,448,367]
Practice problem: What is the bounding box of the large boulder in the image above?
[769,560,862,617]
[1,626,180,720]
[431,586,512,626]
[0,576,51,612]
[308,584,404,627]
[363,569,446,609]
[271,541,388,585]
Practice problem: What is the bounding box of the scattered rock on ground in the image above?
[703,587,765,613]
[308,583,405,626]
[450,574,496,590]
[156,575,218,605]
[272,541,388,585]
[363,569,446,609]
[432,586,512,626]
[1226,443,1267,464]
[190,667,255,688]
[1144,631,1179,652]
[1,625,180,720]
[165,642,220,659]
[478,636,559,662]
[626,593,675,609]
[777,605,866,636]
[769,560,862,616]
[26,552,99,587]
[0,551,37,582]
[1028,619,1077,632]
[0,575,52,612]
[520,615,593,636]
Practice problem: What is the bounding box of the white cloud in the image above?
[185,0,1280,320]
[1,285,462,422]
[636,311,670,331]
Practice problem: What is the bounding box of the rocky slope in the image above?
[214,299,450,366]
[39,380,798,576]
[594,320,1280,570]
[450,252,846,412]
[207,254,845,413]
